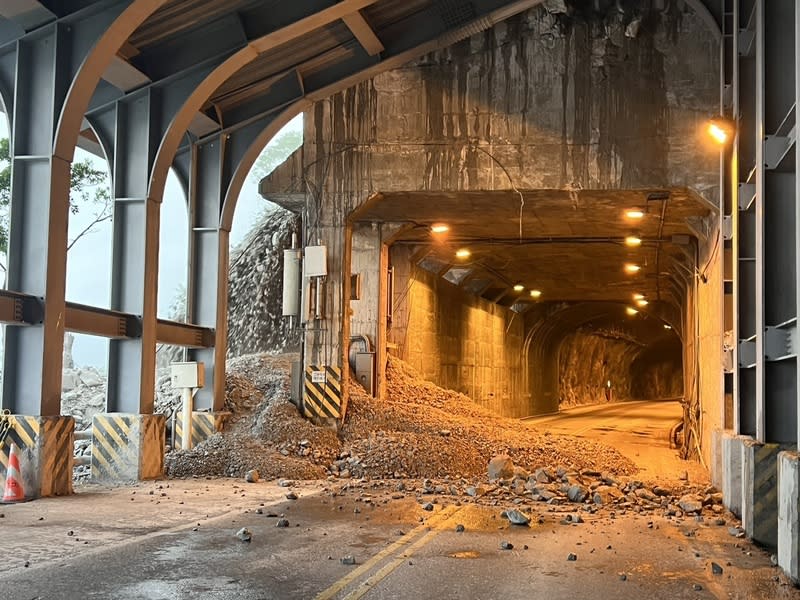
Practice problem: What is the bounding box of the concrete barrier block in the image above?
[722,432,747,517]
[778,451,800,583]
[741,439,780,547]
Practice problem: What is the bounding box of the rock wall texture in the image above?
[226,208,303,357]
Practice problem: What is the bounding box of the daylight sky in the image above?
[0,113,302,367]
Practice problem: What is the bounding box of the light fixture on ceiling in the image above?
[636,299,649,307]
[663,324,672,330]
[455,248,471,259]
[625,235,642,247]
[633,293,645,301]
[513,283,525,292]
[430,223,449,234]
[707,116,735,145]
[624,263,641,274]
[625,209,645,220]
[529,289,542,299]
[626,307,639,316]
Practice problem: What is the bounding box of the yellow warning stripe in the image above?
[304,366,342,419]
[1,416,40,469]
[305,382,339,417]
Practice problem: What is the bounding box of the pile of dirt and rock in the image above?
[165,353,340,481]
[166,353,638,484]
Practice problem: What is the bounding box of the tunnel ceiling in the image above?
[354,187,712,305]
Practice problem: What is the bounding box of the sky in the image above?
[0,113,302,369]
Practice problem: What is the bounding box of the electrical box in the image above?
[282,248,301,316]
[170,362,205,388]
[304,245,328,277]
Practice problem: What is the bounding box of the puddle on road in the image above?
[449,550,480,559]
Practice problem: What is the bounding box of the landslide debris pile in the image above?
[166,354,637,482]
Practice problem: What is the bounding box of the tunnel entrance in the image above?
[348,187,710,463]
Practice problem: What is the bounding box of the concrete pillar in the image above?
[711,428,725,490]
[721,431,747,517]
[91,414,166,482]
[0,416,74,499]
[778,451,800,584]
[741,438,781,547]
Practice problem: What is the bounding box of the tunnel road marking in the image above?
[315,504,463,600]
[341,526,445,600]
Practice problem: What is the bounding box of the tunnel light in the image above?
[513,283,525,292]
[633,293,645,301]
[455,248,471,259]
[529,289,542,299]
[663,324,672,330]
[707,117,734,145]
[625,209,645,220]
[626,307,639,316]
[624,263,641,274]
[636,299,649,307]
[624,235,642,247]
[430,223,449,234]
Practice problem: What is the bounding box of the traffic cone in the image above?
[2,443,26,503]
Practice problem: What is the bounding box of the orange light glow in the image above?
[625,235,642,247]
[513,283,524,292]
[633,293,645,301]
[529,289,542,299]
[624,263,641,274]
[455,248,471,259]
[636,299,649,307]
[626,307,639,316]
[625,210,645,220]
[707,121,728,145]
[431,223,449,234]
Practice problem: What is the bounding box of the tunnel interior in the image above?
[351,187,708,419]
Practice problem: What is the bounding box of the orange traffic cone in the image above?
[2,443,25,503]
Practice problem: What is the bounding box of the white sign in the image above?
[311,370,327,384]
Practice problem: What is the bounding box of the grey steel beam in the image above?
[185,139,228,411]
[105,60,220,414]
[1,7,126,415]
[760,0,797,444]
[753,0,765,443]
[797,0,800,450]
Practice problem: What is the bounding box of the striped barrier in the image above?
[39,417,74,496]
[174,412,228,449]
[303,365,342,419]
[92,414,165,482]
[0,416,39,472]
[0,415,73,498]
[742,440,781,547]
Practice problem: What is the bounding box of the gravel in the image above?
[167,353,640,485]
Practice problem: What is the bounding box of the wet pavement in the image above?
[0,477,795,599]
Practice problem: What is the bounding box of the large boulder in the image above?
[488,454,515,480]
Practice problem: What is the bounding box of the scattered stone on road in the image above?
[245,470,259,483]
[276,518,290,528]
[456,524,465,533]
[235,527,252,542]
[567,553,578,561]
[340,556,356,565]
[500,541,514,550]
[505,509,531,525]
[488,455,515,480]
[711,562,724,575]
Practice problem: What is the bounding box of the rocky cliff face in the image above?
[227,208,302,357]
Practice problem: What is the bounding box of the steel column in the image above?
[2,25,83,415]
[106,91,159,414]
[186,139,229,411]
[796,0,800,451]
[760,0,797,444]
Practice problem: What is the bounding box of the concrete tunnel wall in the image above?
[261,3,723,446]
[388,245,528,417]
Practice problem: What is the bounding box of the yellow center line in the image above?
[315,505,460,600]
[342,525,447,600]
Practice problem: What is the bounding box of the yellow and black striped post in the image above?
[303,365,342,419]
[92,414,165,482]
[0,415,73,498]
[174,412,228,449]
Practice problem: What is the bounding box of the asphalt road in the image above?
[522,400,705,484]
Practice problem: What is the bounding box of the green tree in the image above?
[249,127,302,183]
[0,137,112,273]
